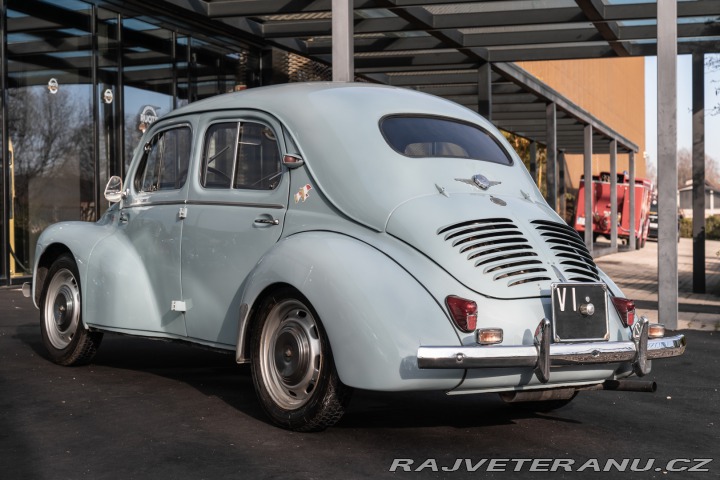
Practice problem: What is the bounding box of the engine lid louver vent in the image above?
[438,218,552,287]
[531,220,600,282]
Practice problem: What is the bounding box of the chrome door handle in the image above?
[254,217,279,226]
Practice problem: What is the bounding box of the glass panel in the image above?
[234,123,282,190]
[202,123,236,189]
[7,0,95,277]
[134,126,192,192]
[381,116,513,166]
[121,16,174,170]
[201,122,282,191]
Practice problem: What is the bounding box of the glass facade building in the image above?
[0,0,272,285]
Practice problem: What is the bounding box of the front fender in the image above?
[238,232,464,391]
[32,221,116,309]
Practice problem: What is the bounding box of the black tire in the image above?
[39,253,103,366]
[250,287,352,432]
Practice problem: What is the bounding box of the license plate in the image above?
[649,222,658,228]
[551,283,609,342]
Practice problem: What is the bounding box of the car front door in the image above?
[85,123,192,337]
[180,114,289,347]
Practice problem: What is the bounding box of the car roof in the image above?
[161,82,532,231]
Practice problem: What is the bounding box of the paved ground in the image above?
[2,240,718,479]
[594,238,720,331]
[0,287,718,479]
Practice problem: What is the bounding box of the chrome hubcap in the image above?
[44,269,80,350]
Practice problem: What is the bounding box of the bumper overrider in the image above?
[417,317,686,384]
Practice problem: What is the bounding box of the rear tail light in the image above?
[611,297,635,327]
[445,296,477,332]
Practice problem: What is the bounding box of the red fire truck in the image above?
[573,172,654,248]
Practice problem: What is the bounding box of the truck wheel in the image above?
[40,254,103,366]
[251,288,352,431]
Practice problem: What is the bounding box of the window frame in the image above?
[200,119,283,191]
[133,123,193,194]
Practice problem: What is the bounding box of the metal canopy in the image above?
[5,0,714,154]
[30,0,719,153]
[90,0,717,154]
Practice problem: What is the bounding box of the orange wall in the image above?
[516,58,646,183]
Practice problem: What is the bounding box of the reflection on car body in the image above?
[29,83,685,431]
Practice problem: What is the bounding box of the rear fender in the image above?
[237,232,464,391]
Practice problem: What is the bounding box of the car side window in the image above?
[134,126,192,192]
[202,121,282,190]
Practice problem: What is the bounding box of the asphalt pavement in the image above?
[1,286,718,479]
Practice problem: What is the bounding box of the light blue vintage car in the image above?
[29,82,685,431]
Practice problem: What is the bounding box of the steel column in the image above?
[332,0,354,82]
[478,62,492,121]
[583,125,593,250]
[692,52,706,293]
[558,150,566,220]
[657,0,679,330]
[116,13,125,177]
[546,103,557,211]
[529,141,538,184]
[1,0,7,284]
[629,152,636,250]
[610,139,618,249]
[91,5,100,221]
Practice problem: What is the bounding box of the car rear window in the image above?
[380,115,512,166]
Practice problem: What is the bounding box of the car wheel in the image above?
[251,288,352,432]
[40,253,103,366]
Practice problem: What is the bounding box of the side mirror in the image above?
[282,154,304,169]
[104,176,125,203]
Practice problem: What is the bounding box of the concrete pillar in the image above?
[332,0,354,82]
[584,124,593,251]
[546,103,557,211]
[692,52,706,293]
[610,140,618,249]
[657,0,679,330]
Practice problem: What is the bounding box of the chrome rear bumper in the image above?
[417,317,686,384]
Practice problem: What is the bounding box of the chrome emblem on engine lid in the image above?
[455,174,501,191]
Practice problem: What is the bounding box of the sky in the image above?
[644,54,720,172]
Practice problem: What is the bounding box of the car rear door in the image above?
[180,112,289,347]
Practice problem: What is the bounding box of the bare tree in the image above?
[676,147,720,188]
[8,85,94,270]
[9,87,92,181]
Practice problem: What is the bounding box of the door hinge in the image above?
[171,300,187,312]
[178,206,188,219]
